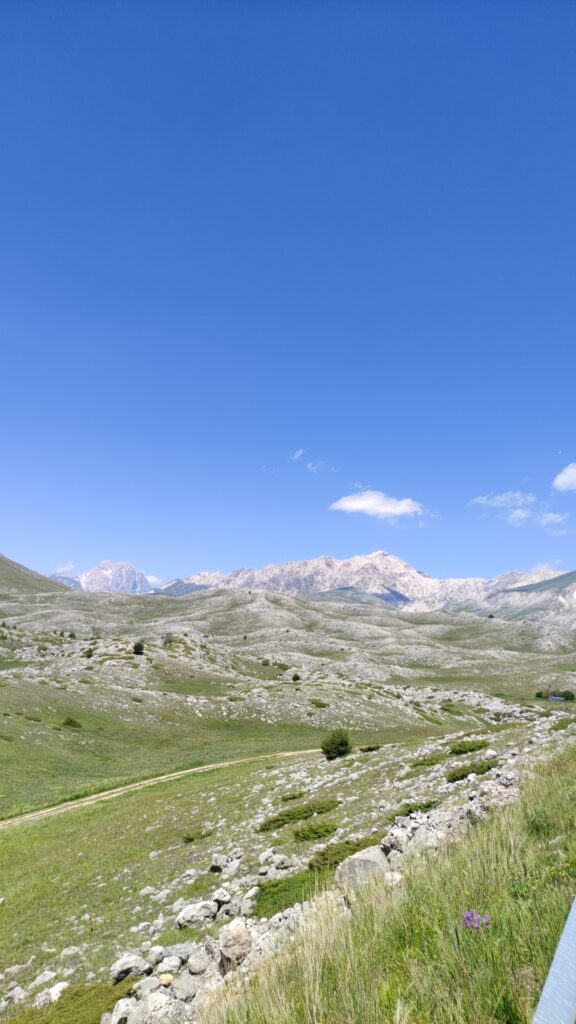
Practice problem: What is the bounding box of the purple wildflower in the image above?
[463,909,490,930]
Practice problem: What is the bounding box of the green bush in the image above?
[446,758,498,783]
[551,718,573,731]
[62,717,82,729]
[321,729,351,761]
[310,698,329,709]
[258,797,339,833]
[449,738,488,756]
[132,641,145,656]
[281,790,304,802]
[294,819,338,842]
[358,744,381,753]
[292,673,301,682]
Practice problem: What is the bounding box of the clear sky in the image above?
[1,1,576,583]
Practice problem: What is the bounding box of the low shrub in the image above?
[132,641,145,656]
[412,751,446,769]
[551,718,573,731]
[358,744,381,753]
[310,698,329,709]
[449,738,488,756]
[281,790,304,802]
[62,717,82,729]
[446,758,498,783]
[294,819,338,842]
[258,797,339,833]
[321,729,351,761]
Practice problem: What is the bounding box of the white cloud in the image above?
[537,512,570,527]
[290,448,305,461]
[506,508,531,526]
[330,489,426,520]
[145,574,163,586]
[553,463,576,492]
[55,561,75,577]
[471,491,536,509]
[307,461,324,474]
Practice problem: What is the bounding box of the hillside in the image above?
[206,740,576,1024]
[1,555,576,1021]
[0,554,67,596]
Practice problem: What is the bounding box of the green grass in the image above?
[551,717,574,731]
[307,835,376,872]
[0,681,330,817]
[210,743,576,1024]
[253,869,332,918]
[411,751,447,769]
[6,980,133,1024]
[0,756,321,987]
[258,797,340,833]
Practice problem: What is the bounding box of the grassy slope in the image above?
[211,743,576,1024]
[0,555,66,595]
[0,670,435,816]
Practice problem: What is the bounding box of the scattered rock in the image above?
[176,900,218,928]
[219,919,252,973]
[110,952,152,984]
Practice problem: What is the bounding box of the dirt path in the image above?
[0,748,320,830]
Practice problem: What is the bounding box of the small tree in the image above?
[321,728,352,761]
[133,641,145,656]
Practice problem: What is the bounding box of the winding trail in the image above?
[0,748,320,831]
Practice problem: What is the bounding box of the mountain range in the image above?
[41,550,576,624]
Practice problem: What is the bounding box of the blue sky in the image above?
[1,1,576,583]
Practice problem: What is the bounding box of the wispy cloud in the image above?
[290,448,305,461]
[553,463,576,492]
[471,490,536,527]
[145,574,163,586]
[506,508,532,526]
[330,489,426,520]
[471,491,536,509]
[537,512,570,527]
[55,561,75,577]
[306,461,324,474]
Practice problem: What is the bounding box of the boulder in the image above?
[187,949,212,975]
[110,953,152,984]
[209,854,227,873]
[171,971,200,1002]
[335,845,390,900]
[128,990,189,1023]
[219,919,252,973]
[109,998,137,1024]
[175,900,217,928]
[154,957,181,975]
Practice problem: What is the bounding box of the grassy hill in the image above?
[210,742,576,1024]
[0,554,67,596]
